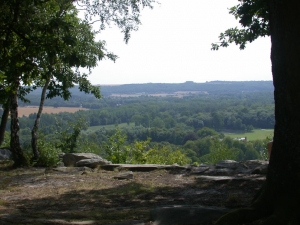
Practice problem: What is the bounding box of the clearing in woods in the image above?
[18,106,88,117]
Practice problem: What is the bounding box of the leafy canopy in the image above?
[211,0,269,50]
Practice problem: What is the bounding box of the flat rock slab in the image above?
[114,171,134,180]
[150,205,229,225]
[101,164,187,172]
[51,166,93,173]
[0,214,96,224]
[107,220,145,225]
[195,175,266,182]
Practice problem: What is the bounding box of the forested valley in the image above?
[1,81,274,165]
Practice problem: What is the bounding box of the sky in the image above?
[88,0,272,85]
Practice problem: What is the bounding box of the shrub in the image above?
[37,138,62,167]
[146,145,191,166]
[104,128,128,163]
[199,138,238,164]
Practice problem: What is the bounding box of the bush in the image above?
[199,138,238,164]
[104,128,128,163]
[37,138,62,167]
[146,145,191,166]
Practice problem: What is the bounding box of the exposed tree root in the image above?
[215,181,300,225]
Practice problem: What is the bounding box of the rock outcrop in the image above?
[62,153,111,167]
[0,148,12,160]
[190,160,268,176]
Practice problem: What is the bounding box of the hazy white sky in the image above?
[89,0,272,85]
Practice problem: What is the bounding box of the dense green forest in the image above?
[0,81,274,165]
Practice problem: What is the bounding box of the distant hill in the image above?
[98,80,273,96]
[15,80,274,111]
[29,80,274,97]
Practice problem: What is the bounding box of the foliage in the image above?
[0,131,10,148]
[104,127,128,163]
[211,0,269,50]
[182,132,199,145]
[55,117,88,153]
[0,0,156,167]
[103,128,191,165]
[76,138,104,155]
[199,138,239,164]
[35,137,62,167]
[146,145,191,166]
[197,127,220,138]
[257,135,273,160]
[127,138,151,164]
[77,0,157,43]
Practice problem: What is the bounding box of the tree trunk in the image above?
[31,77,51,161]
[10,91,27,167]
[215,0,300,224]
[0,101,9,146]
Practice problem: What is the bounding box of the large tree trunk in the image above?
[10,91,27,167]
[215,0,300,224]
[31,78,50,161]
[0,101,9,146]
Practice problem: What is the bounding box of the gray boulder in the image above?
[62,153,111,167]
[0,148,12,160]
[215,160,240,170]
[76,158,111,168]
[251,164,269,175]
[205,168,236,176]
[114,171,134,180]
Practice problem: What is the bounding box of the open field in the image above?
[224,129,274,141]
[19,106,88,117]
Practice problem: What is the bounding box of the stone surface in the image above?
[114,171,134,180]
[100,164,187,172]
[215,160,240,170]
[251,164,269,175]
[195,175,265,183]
[51,166,94,173]
[190,165,210,174]
[107,220,145,225]
[242,160,268,169]
[0,148,12,160]
[76,158,111,168]
[63,153,111,167]
[0,158,268,225]
[150,205,229,225]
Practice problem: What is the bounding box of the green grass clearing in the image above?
[224,129,274,141]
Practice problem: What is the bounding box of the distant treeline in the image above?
[18,81,274,108]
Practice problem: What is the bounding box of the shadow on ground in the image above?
[0,163,264,225]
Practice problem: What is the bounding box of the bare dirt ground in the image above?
[0,161,265,225]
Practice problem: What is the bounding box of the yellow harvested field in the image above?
[19,106,88,117]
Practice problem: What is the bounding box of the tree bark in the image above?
[0,101,9,146]
[215,0,300,224]
[10,91,27,167]
[31,77,51,161]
